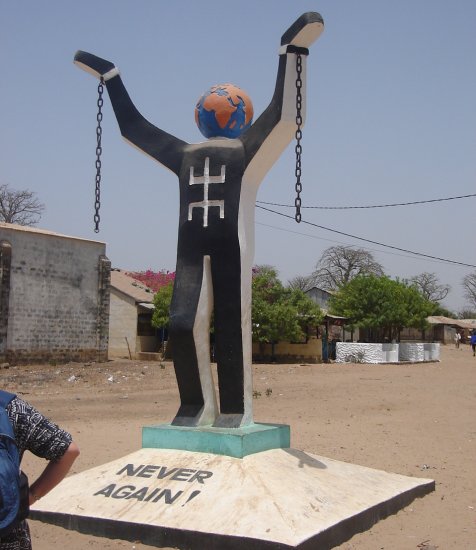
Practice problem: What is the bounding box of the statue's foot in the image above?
[171,404,204,427]
[212,413,244,429]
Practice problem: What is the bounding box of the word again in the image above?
[94,483,194,505]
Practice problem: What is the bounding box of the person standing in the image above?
[470,331,476,357]
[454,331,461,349]
[0,391,79,550]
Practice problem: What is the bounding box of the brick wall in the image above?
[0,240,12,354]
[0,225,110,365]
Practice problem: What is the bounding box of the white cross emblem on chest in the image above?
[188,157,226,227]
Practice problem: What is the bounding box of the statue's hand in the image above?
[280,12,324,48]
[74,51,118,80]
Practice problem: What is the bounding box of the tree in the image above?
[311,245,384,291]
[458,309,476,320]
[252,266,323,352]
[252,265,277,279]
[431,304,457,318]
[462,272,476,309]
[151,281,174,329]
[0,183,45,226]
[287,274,313,291]
[329,275,434,342]
[409,272,450,302]
[151,265,324,350]
[129,269,175,292]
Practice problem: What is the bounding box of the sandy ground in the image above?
[1,345,475,550]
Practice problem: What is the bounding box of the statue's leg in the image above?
[169,254,218,426]
[211,251,251,428]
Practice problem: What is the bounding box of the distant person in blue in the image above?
[74,13,324,429]
[470,331,476,356]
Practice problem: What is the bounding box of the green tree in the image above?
[151,281,174,329]
[252,266,323,352]
[151,266,324,352]
[431,303,457,318]
[329,275,434,342]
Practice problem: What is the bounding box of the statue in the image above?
[74,12,324,429]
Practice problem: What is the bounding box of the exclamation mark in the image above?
[182,490,200,506]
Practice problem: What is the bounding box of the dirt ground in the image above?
[1,344,475,550]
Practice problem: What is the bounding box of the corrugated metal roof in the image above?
[458,318,476,329]
[427,316,475,329]
[110,269,155,304]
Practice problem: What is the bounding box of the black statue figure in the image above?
[74,12,324,429]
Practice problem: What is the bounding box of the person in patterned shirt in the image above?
[1,395,80,550]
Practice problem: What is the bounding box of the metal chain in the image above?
[294,54,303,223]
[94,79,104,233]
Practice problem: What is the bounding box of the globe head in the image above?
[195,83,254,139]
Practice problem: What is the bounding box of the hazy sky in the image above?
[1,0,475,312]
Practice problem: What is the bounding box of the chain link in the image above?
[294,54,303,223]
[94,79,104,233]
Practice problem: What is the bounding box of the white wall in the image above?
[108,289,138,358]
[336,342,440,363]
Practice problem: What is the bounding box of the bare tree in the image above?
[462,272,476,309]
[409,272,450,302]
[311,245,384,291]
[287,275,313,291]
[458,308,476,320]
[0,183,45,226]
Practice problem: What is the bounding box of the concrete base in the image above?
[30,448,434,549]
[142,422,290,458]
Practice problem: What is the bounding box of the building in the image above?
[425,316,475,344]
[0,222,110,365]
[305,286,333,309]
[305,286,356,360]
[108,269,160,359]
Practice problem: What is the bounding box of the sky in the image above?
[1,0,475,313]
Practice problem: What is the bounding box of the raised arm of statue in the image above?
[241,12,324,178]
[74,51,186,175]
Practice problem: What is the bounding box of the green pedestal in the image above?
[142,422,290,458]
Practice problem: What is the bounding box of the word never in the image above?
[117,463,213,483]
[93,463,214,506]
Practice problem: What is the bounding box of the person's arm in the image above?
[74,51,186,175]
[241,13,324,175]
[29,441,80,505]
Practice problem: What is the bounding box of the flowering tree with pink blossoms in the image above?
[128,269,175,292]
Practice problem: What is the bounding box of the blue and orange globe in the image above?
[195,83,254,139]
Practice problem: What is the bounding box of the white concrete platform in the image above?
[30,447,434,549]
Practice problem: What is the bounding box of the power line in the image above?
[256,205,476,268]
[257,192,476,210]
[255,222,456,266]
